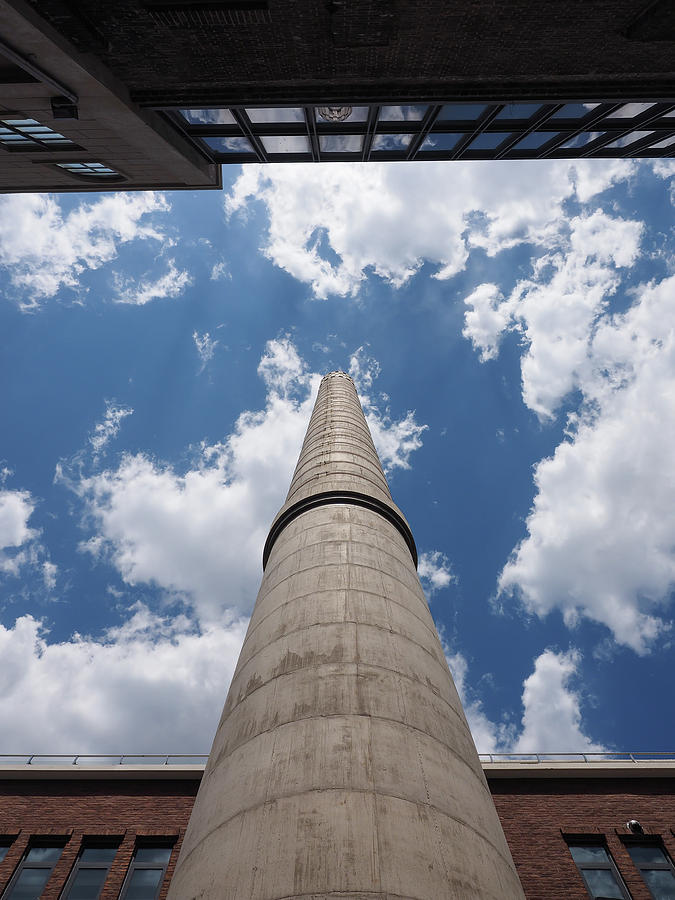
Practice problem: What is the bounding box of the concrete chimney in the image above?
[168,371,525,899]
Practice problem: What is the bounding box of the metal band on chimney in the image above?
[263,489,418,570]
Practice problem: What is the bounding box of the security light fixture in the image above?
[627,819,645,834]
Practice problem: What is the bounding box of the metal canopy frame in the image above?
[157,100,675,165]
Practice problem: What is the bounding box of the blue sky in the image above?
[0,157,673,756]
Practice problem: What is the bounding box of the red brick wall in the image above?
[0,777,198,899]
[489,776,675,900]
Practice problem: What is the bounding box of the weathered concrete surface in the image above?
[168,372,525,899]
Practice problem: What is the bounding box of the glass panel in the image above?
[1,118,40,125]
[378,104,427,121]
[246,107,305,123]
[80,846,118,864]
[124,868,163,899]
[570,846,611,865]
[607,102,655,118]
[17,126,52,133]
[643,869,675,899]
[7,867,52,899]
[512,131,558,149]
[179,108,236,125]
[133,847,172,865]
[315,106,369,123]
[0,134,31,141]
[628,846,668,866]
[371,133,413,151]
[203,136,253,153]
[649,135,675,149]
[495,103,542,120]
[319,134,363,152]
[66,867,107,899]
[25,845,63,863]
[605,130,654,148]
[260,135,309,153]
[439,103,486,120]
[560,131,604,148]
[581,869,625,899]
[420,132,463,151]
[0,844,9,862]
[468,131,511,150]
[550,103,600,119]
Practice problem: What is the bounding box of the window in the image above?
[568,843,630,899]
[420,132,463,151]
[60,842,119,900]
[495,103,542,120]
[259,135,309,153]
[55,162,122,178]
[438,103,486,120]
[0,838,13,864]
[119,844,173,900]
[378,105,427,121]
[468,131,512,150]
[0,117,79,151]
[626,843,675,899]
[512,131,559,149]
[319,134,363,152]
[3,841,66,899]
[245,107,305,123]
[371,133,414,151]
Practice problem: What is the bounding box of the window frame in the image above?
[59,838,121,900]
[1,837,68,899]
[624,839,675,900]
[567,839,632,900]
[118,840,174,900]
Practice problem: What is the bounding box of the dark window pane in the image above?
[570,846,611,865]
[513,131,558,149]
[134,847,172,865]
[0,844,10,863]
[124,868,163,899]
[371,133,413,151]
[66,867,107,899]
[643,869,675,899]
[468,132,511,150]
[80,846,118,864]
[319,134,363,152]
[7,867,51,900]
[628,846,668,866]
[203,136,253,153]
[25,845,63,863]
[550,103,600,119]
[439,103,486,120]
[420,132,462,151]
[379,105,426,121]
[581,868,625,898]
[495,103,541,120]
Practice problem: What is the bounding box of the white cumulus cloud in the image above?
[0,488,38,576]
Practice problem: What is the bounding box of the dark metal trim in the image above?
[263,490,418,570]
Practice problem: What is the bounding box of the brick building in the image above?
[0,755,674,899]
[0,0,673,191]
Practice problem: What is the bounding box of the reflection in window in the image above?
[120,845,173,900]
[62,843,119,900]
[319,134,363,152]
[56,162,121,177]
[246,107,305,123]
[560,131,604,148]
[495,103,541,120]
[0,117,77,150]
[605,130,654,148]
[626,844,675,900]
[260,135,310,153]
[379,105,426,121]
[420,132,462,151]
[4,843,65,900]
[550,103,600,119]
[371,133,413,151]
[649,134,675,149]
[438,103,486,120]
[179,108,236,125]
[203,136,254,153]
[568,844,629,899]
[512,131,557,149]
[315,106,369,123]
[607,102,655,118]
[0,840,12,863]
[468,132,511,150]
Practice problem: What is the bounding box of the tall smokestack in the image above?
[169,371,524,899]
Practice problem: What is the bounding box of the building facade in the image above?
[0,0,673,191]
[1,756,674,899]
